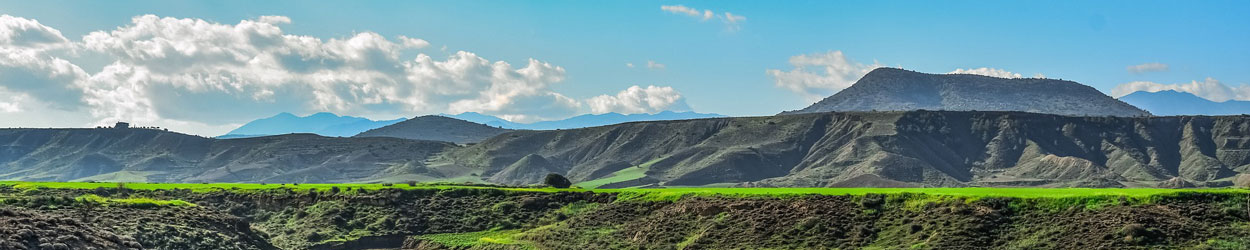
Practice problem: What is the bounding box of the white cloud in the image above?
[0,89,25,112]
[1111,77,1250,102]
[660,5,746,31]
[625,62,635,68]
[723,12,746,31]
[0,14,719,135]
[646,60,665,70]
[74,15,586,125]
[947,67,1041,79]
[766,51,882,101]
[0,15,71,51]
[397,35,430,49]
[256,15,291,25]
[0,15,88,111]
[1126,62,1169,74]
[661,5,703,18]
[587,85,690,114]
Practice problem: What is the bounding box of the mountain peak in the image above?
[785,69,1149,117]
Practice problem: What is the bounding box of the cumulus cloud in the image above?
[646,60,665,70]
[587,85,690,114]
[766,51,882,101]
[0,15,71,50]
[1126,62,1169,74]
[0,15,87,110]
[397,35,430,49]
[948,67,1044,79]
[0,14,656,136]
[1111,77,1250,102]
[660,5,746,31]
[0,89,25,112]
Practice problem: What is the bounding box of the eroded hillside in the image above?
[0,129,453,183]
[4,111,1250,188]
[446,111,1250,188]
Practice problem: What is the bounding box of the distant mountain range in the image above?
[784,68,1151,117]
[220,111,725,140]
[218,112,405,138]
[1118,90,1250,116]
[354,116,513,144]
[442,111,726,130]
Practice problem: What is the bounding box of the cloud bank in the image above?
[587,85,690,114]
[765,51,882,101]
[1111,77,1250,102]
[0,15,691,135]
[948,68,1045,79]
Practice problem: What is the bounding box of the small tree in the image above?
[544,173,572,188]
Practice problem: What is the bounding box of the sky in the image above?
[1,0,1248,136]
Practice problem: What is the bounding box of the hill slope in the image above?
[219,112,405,138]
[6,111,1250,188]
[441,111,1250,188]
[1119,90,1250,116]
[353,115,512,144]
[0,128,454,183]
[443,111,726,130]
[784,68,1150,117]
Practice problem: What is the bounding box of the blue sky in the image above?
[0,1,1247,135]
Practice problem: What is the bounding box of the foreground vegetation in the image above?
[0,181,1247,250]
[5,180,1245,198]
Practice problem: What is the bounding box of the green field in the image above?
[3,181,1246,200]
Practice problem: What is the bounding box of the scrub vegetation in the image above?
[0,181,1246,250]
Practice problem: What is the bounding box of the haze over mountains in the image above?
[443,111,726,130]
[219,111,726,139]
[785,68,1151,117]
[1118,90,1250,116]
[218,113,406,139]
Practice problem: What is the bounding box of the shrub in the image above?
[407,181,418,187]
[544,173,572,188]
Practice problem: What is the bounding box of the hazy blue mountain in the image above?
[219,112,406,138]
[1118,90,1250,116]
[442,111,727,130]
[354,115,513,144]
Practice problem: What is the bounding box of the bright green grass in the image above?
[0,181,568,193]
[415,229,532,249]
[75,194,196,207]
[574,158,663,189]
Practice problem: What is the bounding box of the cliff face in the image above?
[446,111,1250,187]
[785,68,1151,117]
[0,129,454,183]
